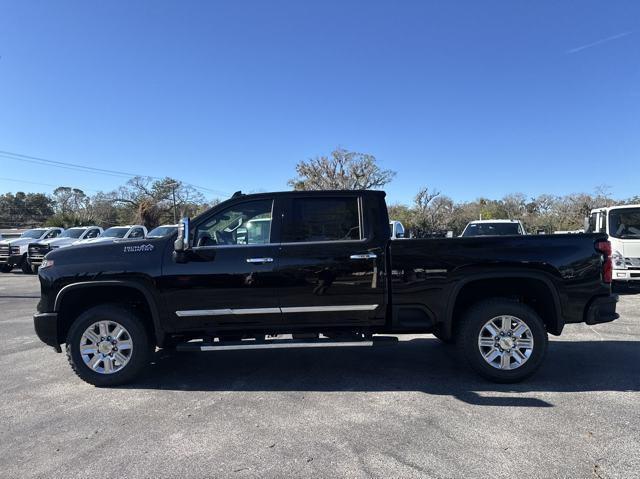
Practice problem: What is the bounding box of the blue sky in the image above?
[0,1,638,204]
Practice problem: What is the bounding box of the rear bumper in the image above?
[585,295,619,325]
[33,312,61,350]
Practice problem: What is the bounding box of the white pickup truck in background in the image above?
[461,219,527,237]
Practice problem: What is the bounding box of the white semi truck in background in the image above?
[587,204,640,286]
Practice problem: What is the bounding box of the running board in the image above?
[176,336,398,352]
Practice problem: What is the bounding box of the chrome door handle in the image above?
[350,253,377,260]
[246,257,274,264]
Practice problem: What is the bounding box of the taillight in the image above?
[596,240,612,284]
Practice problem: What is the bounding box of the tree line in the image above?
[0,177,217,230]
[2,148,637,233]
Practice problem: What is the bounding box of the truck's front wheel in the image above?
[457,299,548,383]
[65,305,153,387]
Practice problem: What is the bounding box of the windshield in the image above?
[59,229,86,239]
[462,222,520,237]
[608,208,640,239]
[102,227,129,238]
[21,229,47,239]
[147,226,177,237]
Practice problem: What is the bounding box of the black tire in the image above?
[65,304,153,387]
[21,259,32,274]
[0,264,12,273]
[456,299,548,383]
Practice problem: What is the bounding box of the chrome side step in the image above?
[175,336,397,352]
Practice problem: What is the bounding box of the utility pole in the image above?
[171,184,177,223]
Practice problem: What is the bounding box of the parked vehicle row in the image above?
[0,224,178,274]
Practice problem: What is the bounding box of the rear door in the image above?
[276,194,386,328]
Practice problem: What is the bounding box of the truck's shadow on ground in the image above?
[130,338,640,407]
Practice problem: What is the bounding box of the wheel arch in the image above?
[442,272,563,340]
[54,280,164,345]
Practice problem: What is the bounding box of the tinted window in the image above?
[129,228,145,239]
[609,208,640,238]
[148,226,178,237]
[462,223,520,237]
[194,199,273,247]
[283,197,360,243]
[85,228,101,238]
[44,229,61,239]
[22,229,47,239]
[103,227,129,238]
[60,229,85,238]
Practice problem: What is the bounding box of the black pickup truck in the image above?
[33,190,618,386]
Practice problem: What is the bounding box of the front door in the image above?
[275,195,385,328]
[160,197,282,331]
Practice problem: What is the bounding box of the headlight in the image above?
[40,258,55,269]
[612,251,627,269]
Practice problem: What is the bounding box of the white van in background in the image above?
[587,205,640,285]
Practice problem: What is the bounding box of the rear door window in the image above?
[282,197,361,243]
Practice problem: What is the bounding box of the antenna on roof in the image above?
[231,191,243,198]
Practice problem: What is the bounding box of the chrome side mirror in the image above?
[174,217,191,252]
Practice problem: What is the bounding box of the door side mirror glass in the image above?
[174,217,191,252]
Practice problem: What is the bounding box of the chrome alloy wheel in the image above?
[478,315,534,370]
[79,321,133,374]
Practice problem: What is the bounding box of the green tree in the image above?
[288,148,395,191]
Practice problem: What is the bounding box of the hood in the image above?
[43,236,168,277]
[74,236,119,245]
[42,237,77,248]
[6,237,39,247]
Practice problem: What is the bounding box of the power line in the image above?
[0,149,231,197]
[0,176,97,192]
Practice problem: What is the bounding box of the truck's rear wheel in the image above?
[457,299,548,383]
[65,305,153,387]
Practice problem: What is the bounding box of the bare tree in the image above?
[288,148,395,190]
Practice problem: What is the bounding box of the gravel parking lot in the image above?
[1,273,639,478]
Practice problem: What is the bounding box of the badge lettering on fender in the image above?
[123,244,155,253]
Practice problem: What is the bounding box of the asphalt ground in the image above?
[1,273,639,478]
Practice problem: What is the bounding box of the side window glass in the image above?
[45,230,60,239]
[86,229,99,238]
[282,197,360,243]
[130,228,144,239]
[194,199,273,247]
[396,223,405,238]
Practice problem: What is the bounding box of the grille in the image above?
[28,243,49,260]
[0,245,9,257]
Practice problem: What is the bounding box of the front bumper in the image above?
[585,295,619,325]
[613,269,640,282]
[33,312,61,351]
[0,254,23,266]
